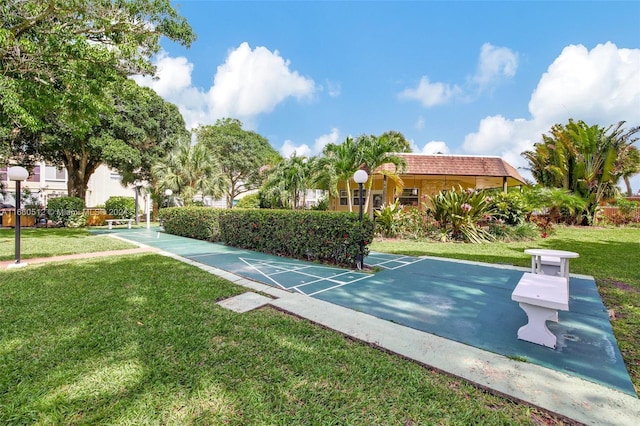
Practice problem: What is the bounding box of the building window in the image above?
[352,189,366,206]
[45,165,66,181]
[110,172,123,180]
[339,190,348,206]
[397,188,419,206]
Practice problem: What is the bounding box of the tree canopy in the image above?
[195,118,281,208]
[12,78,189,199]
[1,0,195,140]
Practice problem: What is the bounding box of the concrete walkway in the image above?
[5,234,639,425]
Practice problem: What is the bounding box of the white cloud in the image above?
[133,43,316,130]
[314,128,340,153]
[325,80,342,97]
[398,76,462,107]
[418,140,451,154]
[462,42,640,184]
[280,128,341,158]
[281,140,311,158]
[471,43,518,90]
[399,43,517,106]
[208,42,316,119]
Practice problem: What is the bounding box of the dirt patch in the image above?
[602,279,640,293]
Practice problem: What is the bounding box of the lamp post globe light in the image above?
[353,169,368,269]
[7,166,29,267]
[164,189,173,208]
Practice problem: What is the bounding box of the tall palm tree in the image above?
[322,137,361,212]
[151,138,227,205]
[262,153,311,209]
[356,133,409,214]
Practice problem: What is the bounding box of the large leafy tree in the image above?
[1,0,195,160]
[152,138,227,206]
[17,79,189,199]
[195,118,281,208]
[523,119,640,223]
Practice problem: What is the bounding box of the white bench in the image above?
[106,219,134,230]
[511,272,569,348]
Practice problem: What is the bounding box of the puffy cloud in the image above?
[418,140,451,154]
[399,43,517,106]
[398,76,462,107]
[529,42,640,125]
[208,42,315,119]
[133,43,316,130]
[314,128,340,153]
[280,128,341,158]
[281,140,311,158]
[462,42,640,183]
[471,43,518,90]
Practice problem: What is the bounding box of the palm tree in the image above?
[522,119,640,224]
[322,137,361,212]
[151,138,227,206]
[356,132,409,214]
[262,153,312,209]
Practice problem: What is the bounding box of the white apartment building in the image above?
[0,162,136,208]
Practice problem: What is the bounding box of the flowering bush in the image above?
[424,186,497,243]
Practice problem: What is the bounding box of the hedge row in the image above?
[158,207,375,268]
[159,207,223,241]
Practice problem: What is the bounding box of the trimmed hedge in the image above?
[105,196,136,219]
[158,207,375,268]
[218,209,374,268]
[158,207,223,241]
[47,196,86,227]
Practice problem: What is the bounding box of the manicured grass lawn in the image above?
[371,226,640,395]
[0,254,562,424]
[0,228,135,261]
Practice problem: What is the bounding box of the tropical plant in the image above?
[261,153,317,209]
[152,138,227,206]
[424,186,497,243]
[488,190,531,225]
[322,137,362,212]
[374,201,404,238]
[357,132,410,213]
[521,186,587,224]
[522,119,640,224]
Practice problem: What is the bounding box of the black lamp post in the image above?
[7,166,29,267]
[353,169,368,270]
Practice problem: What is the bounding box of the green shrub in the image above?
[105,196,136,219]
[158,207,222,241]
[218,209,375,268]
[489,191,530,225]
[424,186,497,243]
[235,193,260,209]
[46,196,86,227]
[374,201,403,238]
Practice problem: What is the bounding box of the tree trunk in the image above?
[623,176,633,196]
[63,152,100,203]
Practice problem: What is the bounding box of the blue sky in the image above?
[134,1,640,191]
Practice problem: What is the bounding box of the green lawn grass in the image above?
[0,254,561,425]
[0,228,136,261]
[371,226,640,394]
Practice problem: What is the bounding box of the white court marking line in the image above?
[369,256,425,270]
[238,258,302,293]
[305,273,374,296]
[238,258,371,295]
[291,275,373,296]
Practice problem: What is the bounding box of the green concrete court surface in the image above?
[102,228,637,398]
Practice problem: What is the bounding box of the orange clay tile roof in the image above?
[376,153,526,184]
